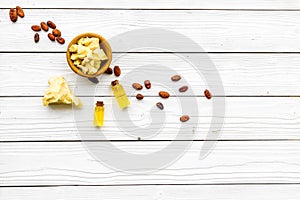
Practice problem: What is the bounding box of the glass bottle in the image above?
[111,80,130,109]
[94,101,104,127]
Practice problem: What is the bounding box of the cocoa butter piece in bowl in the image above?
[180,115,190,122]
[132,83,143,90]
[171,75,181,82]
[159,91,170,99]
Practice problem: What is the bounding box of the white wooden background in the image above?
[1,0,300,199]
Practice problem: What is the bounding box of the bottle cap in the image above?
[111,80,119,86]
[96,101,104,106]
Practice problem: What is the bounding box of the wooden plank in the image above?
[0,97,299,141]
[0,10,299,52]
[1,53,300,96]
[2,0,300,9]
[2,185,300,200]
[1,141,300,185]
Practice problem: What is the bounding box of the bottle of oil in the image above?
[94,101,104,126]
[111,80,130,109]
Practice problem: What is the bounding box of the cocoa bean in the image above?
[144,80,151,89]
[48,33,55,41]
[204,89,212,99]
[47,21,56,29]
[179,86,188,93]
[56,37,65,44]
[34,33,39,43]
[156,102,164,110]
[40,22,49,31]
[180,115,190,122]
[16,6,25,18]
[113,65,121,76]
[171,75,181,81]
[136,94,144,100]
[159,91,170,99]
[132,83,143,90]
[31,25,41,32]
[9,8,18,23]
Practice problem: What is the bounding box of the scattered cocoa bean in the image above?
[52,29,61,37]
[180,115,190,122]
[132,83,143,90]
[136,94,144,100]
[48,33,55,41]
[34,33,39,43]
[9,8,18,23]
[171,75,181,82]
[159,91,170,99]
[31,25,41,31]
[56,37,65,44]
[204,89,212,99]
[47,21,56,29]
[16,6,25,18]
[144,80,151,89]
[113,66,121,76]
[40,22,49,32]
[105,67,113,74]
[156,102,164,110]
[179,86,188,93]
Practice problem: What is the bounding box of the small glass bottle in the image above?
[94,101,104,127]
[111,80,130,109]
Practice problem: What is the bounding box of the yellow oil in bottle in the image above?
[94,101,104,127]
[111,80,130,109]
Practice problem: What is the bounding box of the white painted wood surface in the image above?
[1,53,300,96]
[2,185,300,200]
[1,0,300,199]
[2,0,300,9]
[1,141,300,185]
[0,10,299,52]
[0,97,299,141]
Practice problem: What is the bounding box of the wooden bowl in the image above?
[66,33,112,78]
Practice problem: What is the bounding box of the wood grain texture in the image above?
[1,141,300,185]
[2,185,300,200]
[0,97,299,141]
[1,0,299,196]
[1,53,300,96]
[0,10,299,52]
[2,0,300,9]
